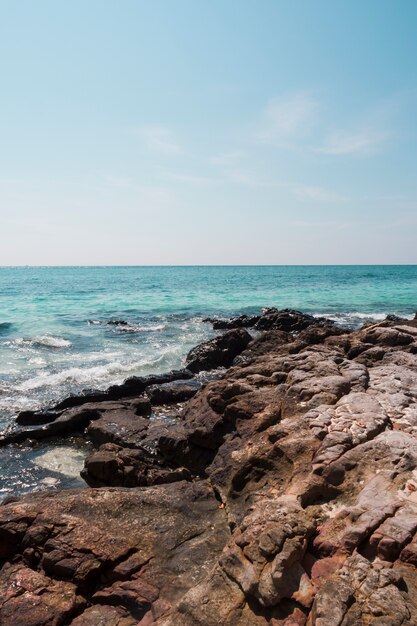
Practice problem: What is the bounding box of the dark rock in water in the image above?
[106,369,194,400]
[255,308,333,332]
[18,368,194,416]
[146,379,202,405]
[16,410,62,426]
[205,308,334,333]
[107,319,129,326]
[186,328,251,373]
[385,314,407,323]
[212,314,261,330]
[1,406,103,445]
[5,398,154,447]
[50,390,118,412]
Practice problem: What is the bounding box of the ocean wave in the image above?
[88,319,166,332]
[12,335,72,349]
[16,352,172,392]
[117,323,166,333]
[313,312,414,326]
[0,394,42,414]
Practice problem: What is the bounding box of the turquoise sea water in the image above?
[1,265,416,424]
[0,265,416,499]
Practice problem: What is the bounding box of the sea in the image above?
[0,265,416,498]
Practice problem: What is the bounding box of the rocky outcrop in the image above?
[2,311,417,624]
[206,308,334,333]
[185,328,251,373]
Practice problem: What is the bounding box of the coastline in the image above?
[2,308,417,624]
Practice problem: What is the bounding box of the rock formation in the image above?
[2,309,417,625]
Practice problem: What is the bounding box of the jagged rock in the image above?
[0,482,229,625]
[0,562,82,626]
[254,309,333,333]
[211,314,262,330]
[186,328,251,373]
[3,313,417,624]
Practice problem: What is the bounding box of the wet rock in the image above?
[1,405,103,445]
[53,369,193,411]
[209,314,262,330]
[16,410,63,426]
[254,309,333,333]
[186,328,251,373]
[146,379,202,405]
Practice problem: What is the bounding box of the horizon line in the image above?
[1,263,417,269]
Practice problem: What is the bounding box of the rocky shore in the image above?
[2,308,417,625]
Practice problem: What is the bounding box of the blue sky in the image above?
[0,0,416,265]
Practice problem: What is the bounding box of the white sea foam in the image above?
[117,323,166,332]
[32,447,86,478]
[312,312,414,326]
[88,320,166,332]
[16,351,174,393]
[314,312,385,321]
[17,362,135,391]
[12,335,72,349]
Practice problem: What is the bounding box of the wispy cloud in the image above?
[137,125,183,155]
[316,128,387,156]
[211,167,347,203]
[256,93,318,146]
[291,219,353,231]
[290,184,347,203]
[164,172,218,185]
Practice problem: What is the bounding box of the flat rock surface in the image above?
[2,311,417,625]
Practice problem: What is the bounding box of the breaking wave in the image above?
[88,319,166,332]
[12,335,72,349]
[313,312,414,327]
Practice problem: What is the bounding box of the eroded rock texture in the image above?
[2,310,417,625]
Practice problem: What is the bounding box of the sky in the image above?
[0,0,416,265]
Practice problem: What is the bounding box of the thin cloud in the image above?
[217,168,346,203]
[256,93,318,146]
[316,128,387,156]
[291,184,347,203]
[164,172,218,185]
[138,125,183,155]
